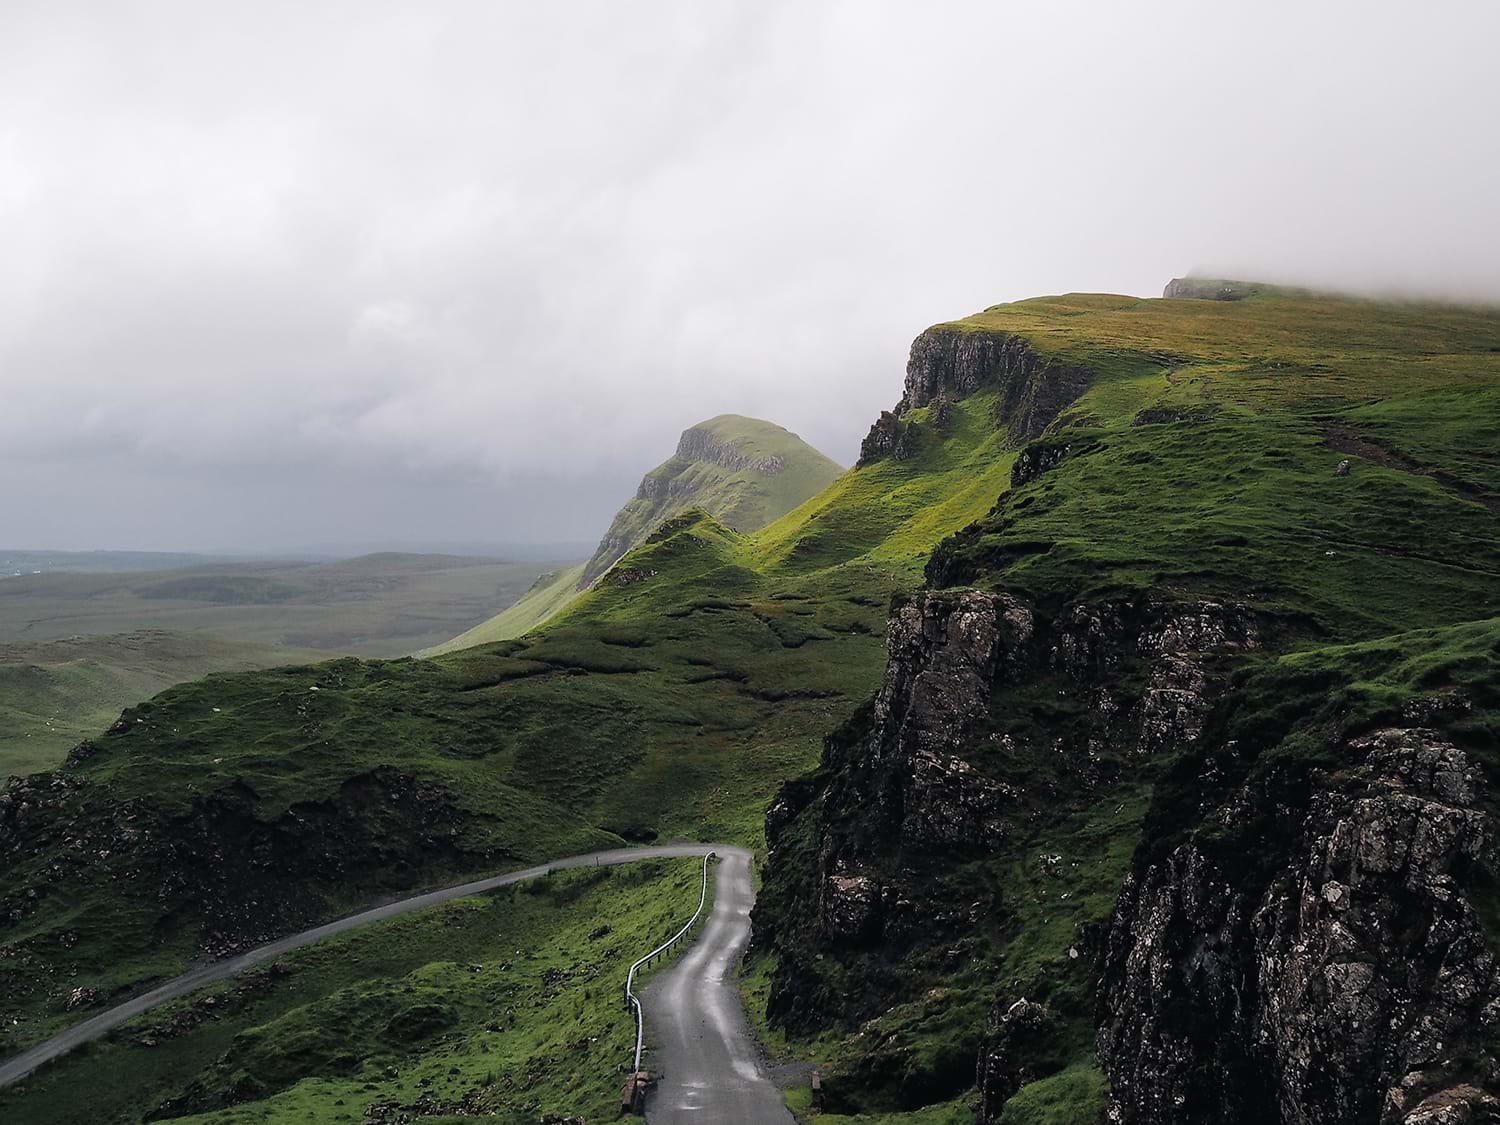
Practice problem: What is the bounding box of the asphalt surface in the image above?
[642,848,794,1124]
[0,841,729,1089]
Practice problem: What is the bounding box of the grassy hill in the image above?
[425,414,842,653]
[0,632,329,778]
[574,413,843,589]
[0,554,560,772]
[422,563,586,655]
[4,283,1500,1123]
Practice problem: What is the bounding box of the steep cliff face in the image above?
[1099,725,1500,1125]
[857,326,1091,466]
[759,577,1500,1122]
[577,414,841,589]
[755,586,1258,1110]
[756,288,1500,1122]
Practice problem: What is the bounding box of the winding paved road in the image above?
[0,842,731,1090]
[641,848,794,1124]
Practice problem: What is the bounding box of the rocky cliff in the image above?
[755,586,1259,1110]
[1099,718,1499,1124]
[755,288,1500,1122]
[758,576,1500,1122]
[857,325,1091,465]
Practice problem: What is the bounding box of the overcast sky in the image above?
[3,1,1497,554]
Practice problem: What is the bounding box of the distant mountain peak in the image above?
[577,415,841,590]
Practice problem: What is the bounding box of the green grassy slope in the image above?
[0,632,330,777]
[423,563,586,655]
[4,285,1499,1123]
[426,415,842,655]
[0,858,707,1125]
[752,287,1500,1121]
[574,413,843,589]
[0,392,1006,1084]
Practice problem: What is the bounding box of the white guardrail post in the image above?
[624,851,713,1075]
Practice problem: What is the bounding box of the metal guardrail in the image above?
[623,851,714,1074]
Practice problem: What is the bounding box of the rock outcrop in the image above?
[1163,278,1252,301]
[1098,727,1500,1124]
[857,326,1092,465]
[755,586,1259,1111]
[674,425,787,473]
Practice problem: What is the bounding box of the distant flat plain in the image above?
[0,551,569,775]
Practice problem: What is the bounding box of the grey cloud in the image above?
[3,1,1497,552]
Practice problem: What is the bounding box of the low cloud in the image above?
[3,1,1497,551]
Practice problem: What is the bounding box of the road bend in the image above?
[641,848,793,1124]
[0,841,730,1089]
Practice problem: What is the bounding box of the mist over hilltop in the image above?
[3,1,1497,551]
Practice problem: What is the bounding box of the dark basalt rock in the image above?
[756,585,1260,1106]
[1098,727,1500,1124]
[64,739,99,768]
[1162,278,1252,301]
[1131,405,1212,427]
[858,326,1093,465]
[858,410,919,466]
[977,998,1059,1119]
[1011,440,1074,487]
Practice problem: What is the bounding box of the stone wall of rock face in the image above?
[761,579,1500,1120]
[857,326,1092,465]
[756,586,1261,1095]
[673,425,786,473]
[1098,727,1500,1124]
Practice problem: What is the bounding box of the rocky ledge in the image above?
[1099,727,1499,1124]
[857,326,1092,465]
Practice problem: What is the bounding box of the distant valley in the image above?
[0,553,564,772]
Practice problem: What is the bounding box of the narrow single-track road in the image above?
[641,848,794,1123]
[0,842,733,1089]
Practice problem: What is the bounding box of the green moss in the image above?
[997,1064,1108,1125]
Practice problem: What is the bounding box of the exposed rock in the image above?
[1136,655,1210,755]
[1132,406,1212,427]
[1011,440,1078,488]
[1162,278,1252,301]
[859,325,1093,465]
[758,589,1258,1065]
[872,590,1024,763]
[858,410,919,466]
[65,985,100,1010]
[674,424,788,473]
[901,748,1018,849]
[977,998,1055,1119]
[1336,459,1352,477]
[1098,728,1500,1124]
[929,395,954,434]
[64,739,99,769]
[820,873,882,943]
